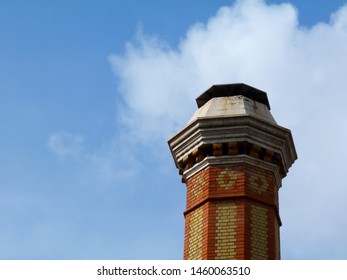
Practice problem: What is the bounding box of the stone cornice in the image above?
[168,114,297,178]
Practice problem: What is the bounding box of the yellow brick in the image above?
[215,203,237,259]
[250,205,268,259]
[188,209,204,259]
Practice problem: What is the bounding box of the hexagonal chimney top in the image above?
[196,83,271,110]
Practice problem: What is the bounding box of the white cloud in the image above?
[48,131,84,159]
[83,137,142,187]
[109,0,302,140]
[47,131,141,186]
[110,0,347,259]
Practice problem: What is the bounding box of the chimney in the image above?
[168,83,297,259]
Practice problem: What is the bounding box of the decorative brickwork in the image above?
[249,172,269,194]
[186,171,209,211]
[183,161,282,259]
[216,169,237,190]
[191,175,205,199]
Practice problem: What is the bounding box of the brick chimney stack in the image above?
[168,84,297,260]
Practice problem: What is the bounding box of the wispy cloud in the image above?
[47,131,84,159]
[83,137,142,187]
[109,0,347,259]
[110,0,347,134]
[47,130,142,187]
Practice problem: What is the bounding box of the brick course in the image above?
[183,162,281,260]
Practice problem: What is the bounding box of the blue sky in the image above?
[1,0,347,259]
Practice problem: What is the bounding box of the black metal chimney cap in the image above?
[196,83,271,110]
